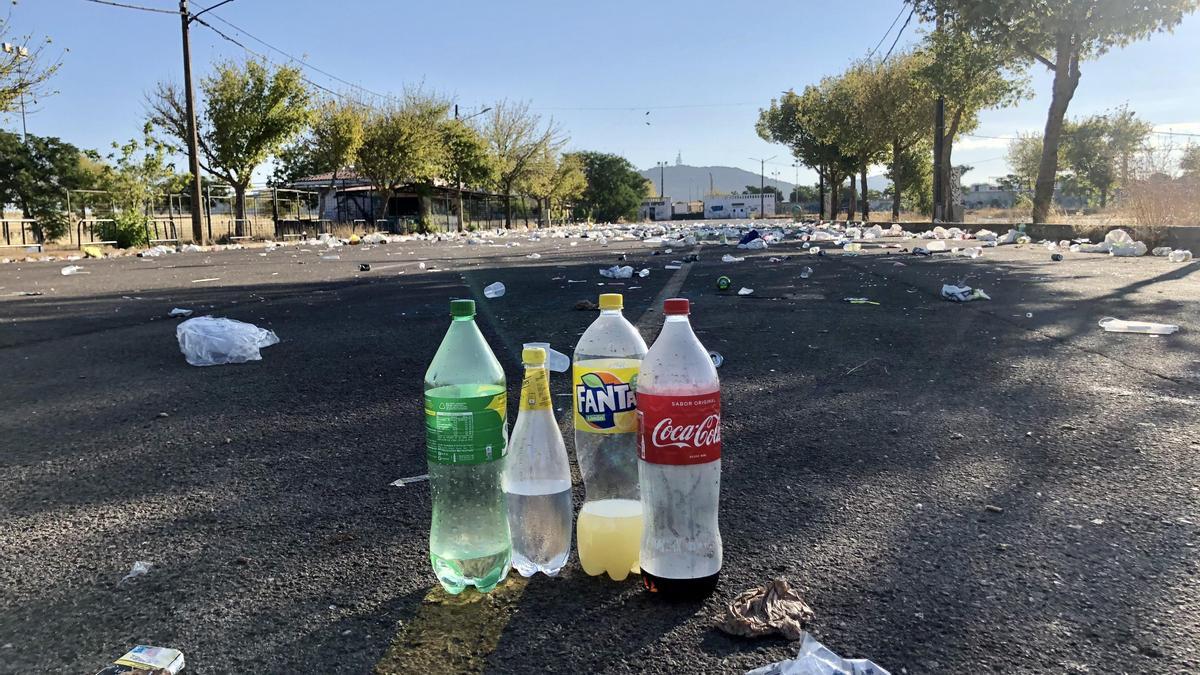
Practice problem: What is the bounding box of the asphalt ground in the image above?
[1,232,1198,674]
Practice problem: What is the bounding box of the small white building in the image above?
[703,193,776,219]
[639,198,672,221]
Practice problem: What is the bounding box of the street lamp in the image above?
[748,155,776,218]
[655,161,668,200]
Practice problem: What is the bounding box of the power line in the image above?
[867,2,910,59]
[201,11,396,102]
[81,0,177,14]
[883,4,916,61]
[536,102,759,111]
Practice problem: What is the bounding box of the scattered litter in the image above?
[180,243,203,253]
[941,284,991,302]
[524,341,571,372]
[1051,253,1064,262]
[708,351,724,368]
[842,243,862,253]
[599,265,634,279]
[1152,246,1173,257]
[738,229,762,246]
[321,254,341,260]
[808,247,822,255]
[956,247,983,259]
[638,268,650,278]
[358,263,371,271]
[664,264,681,270]
[800,267,812,279]
[83,246,104,258]
[11,291,43,296]
[168,308,194,318]
[1098,317,1179,335]
[985,504,1004,513]
[717,578,814,641]
[61,265,86,276]
[738,287,754,296]
[717,275,732,290]
[926,241,947,252]
[844,297,879,305]
[176,316,281,366]
[418,262,426,270]
[483,282,506,298]
[1168,250,1193,263]
[747,633,890,675]
[527,253,542,259]
[362,233,391,244]
[912,247,931,256]
[390,474,430,487]
[139,245,175,258]
[95,645,186,675]
[190,277,220,283]
[740,238,768,250]
[722,254,745,263]
[120,560,153,585]
[682,253,699,262]
[769,257,783,263]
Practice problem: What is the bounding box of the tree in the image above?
[1,16,61,116]
[918,25,1030,219]
[1181,144,1200,178]
[0,131,96,241]
[1104,104,1154,189]
[572,151,647,223]
[789,184,818,203]
[744,184,782,198]
[355,94,449,224]
[916,0,1200,223]
[148,58,311,228]
[523,149,585,227]
[1062,116,1117,207]
[441,117,494,229]
[1006,133,1045,192]
[860,51,934,219]
[482,100,564,228]
[273,100,367,220]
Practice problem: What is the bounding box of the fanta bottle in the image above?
[572,293,648,580]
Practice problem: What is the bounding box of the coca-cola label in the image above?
[637,391,721,465]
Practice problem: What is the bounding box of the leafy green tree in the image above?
[355,94,449,223]
[915,0,1200,223]
[1062,116,1117,207]
[148,58,311,225]
[756,86,856,218]
[482,100,564,227]
[441,117,494,228]
[1006,133,1046,192]
[572,151,646,223]
[91,123,180,247]
[857,51,934,219]
[1104,104,1154,188]
[919,25,1030,218]
[789,184,818,203]
[524,149,585,227]
[0,131,96,241]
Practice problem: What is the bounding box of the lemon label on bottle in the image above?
[425,390,507,464]
[573,358,639,434]
[520,368,552,411]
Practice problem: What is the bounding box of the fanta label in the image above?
[573,358,640,434]
[637,391,721,465]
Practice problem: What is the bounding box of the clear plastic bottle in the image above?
[638,297,722,599]
[504,347,573,577]
[424,299,511,594]
[573,293,649,580]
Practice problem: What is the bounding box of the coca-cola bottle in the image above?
[637,298,722,598]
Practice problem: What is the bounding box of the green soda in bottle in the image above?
[424,299,512,594]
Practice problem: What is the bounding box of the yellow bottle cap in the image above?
[522,347,547,365]
[599,293,623,311]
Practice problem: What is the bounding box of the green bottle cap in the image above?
[717,275,731,291]
[450,299,476,317]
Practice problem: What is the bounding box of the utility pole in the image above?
[749,155,775,218]
[932,7,946,222]
[655,161,667,200]
[179,0,207,245]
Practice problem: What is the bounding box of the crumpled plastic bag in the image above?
[176,316,280,366]
[717,578,814,641]
[600,265,634,279]
[1109,241,1147,257]
[1168,249,1193,263]
[739,238,769,250]
[941,284,990,302]
[362,232,391,244]
[746,633,890,675]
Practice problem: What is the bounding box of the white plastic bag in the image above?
[599,265,634,279]
[176,316,280,366]
[746,632,890,675]
[739,238,769,250]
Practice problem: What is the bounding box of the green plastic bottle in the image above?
[424,299,511,594]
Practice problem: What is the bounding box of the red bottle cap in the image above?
[663,298,690,315]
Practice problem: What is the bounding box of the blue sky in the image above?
[6,0,1200,185]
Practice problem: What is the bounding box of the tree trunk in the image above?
[860,162,869,221]
[830,180,840,220]
[504,192,513,229]
[891,140,902,220]
[327,170,339,223]
[1100,186,1108,208]
[375,187,391,222]
[847,174,858,221]
[818,168,826,219]
[234,184,248,236]
[941,110,962,221]
[1033,34,1082,224]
